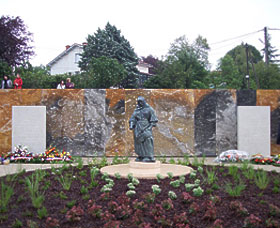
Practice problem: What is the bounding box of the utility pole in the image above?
[245,43,250,89]
[264,26,269,66]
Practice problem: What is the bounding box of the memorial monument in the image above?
[129,96,158,162]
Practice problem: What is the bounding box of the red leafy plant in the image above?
[243,214,262,228]
[132,199,147,210]
[189,202,200,214]
[203,201,217,221]
[269,204,280,217]
[103,220,121,228]
[266,217,280,228]
[100,192,110,201]
[107,201,118,214]
[131,209,144,226]
[210,219,223,228]
[45,217,59,228]
[139,222,152,228]
[210,195,221,205]
[174,212,189,226]
[143,192,155,204]
[182,192,194,204]
[161,198,174,210]
[229,200,248,216]
[87,201,102,219]
[65,205,84,222]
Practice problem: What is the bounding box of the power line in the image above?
[210,29,263,46]
[268,28,280,31]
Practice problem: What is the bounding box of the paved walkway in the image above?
[1,157,280,177]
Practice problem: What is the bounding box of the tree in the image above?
[79,22,139,88]
[85,56,127,88]
[212,55,242,89]
[261,31,280,64]
[144,35,209,89]
[0,16,34,67]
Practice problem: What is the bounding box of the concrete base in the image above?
[100,161,193,179]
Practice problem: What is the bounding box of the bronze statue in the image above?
[129,96,158,162]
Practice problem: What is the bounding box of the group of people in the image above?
[1,74,23,89]
[57,78,75,89]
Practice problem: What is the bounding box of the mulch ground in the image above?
[0,163,280,228]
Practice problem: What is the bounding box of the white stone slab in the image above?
[237,106,270,157]
[12,106,46,154]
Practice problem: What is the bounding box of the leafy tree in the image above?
[0,60,12,77]
[0,16,34,67]
[85,56,127,88]
[255,62,280,89]
[79,22,139,88]
[209,55,242,89]
[226,43,263,77]
[261,32,280,64]
[144,35,209,89]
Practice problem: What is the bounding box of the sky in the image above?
[2,0,280,69]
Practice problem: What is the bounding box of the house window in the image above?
[75,53,81,63]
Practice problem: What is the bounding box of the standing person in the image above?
[57,80,65,89]
[14,73,23,89]
[1,75,13,89]
[129,96,158,162]
[65,78,74,89]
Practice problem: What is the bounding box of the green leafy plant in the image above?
[127,173,134,182]
[100,156,108,168]
[242,166,255,180]
[58,191,68,200]
[156,173,164,183]
[224,180,246,197]
[126,190,136,197]
[127,183,136,190]
[194,179,200,186]
[254,169,270,190]
[179,175,185,184]
[183,154,190,166]
[167,172,173,179]
[131,177,140,186]
[12,218,23,228]
[189,170,197,179]
[114,172,121,180]
[193,186,204,197]
[197,166,203,174]
[76,157,83,170]
[56,172,73,191]
[25,173,45,209]
[168,191,177,200]
[185,183,196,192]
[0,181,14,213]
[151,185,161,195]
[100,184,113,193]
[228,165,239,179]
[66,200,76,209]
[37,206,48,219]
[206,167,217,185]
[169,157,176,164]
[170,180,181,188]
[144,193,155,204]
[80,185,89,195]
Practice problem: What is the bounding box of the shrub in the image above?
[170,180,181,188]
[168,191,177,200]
[151,185,161,196]
[193,186,204,197]
[126,190,136,197]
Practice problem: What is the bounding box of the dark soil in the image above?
[1,163,280,228]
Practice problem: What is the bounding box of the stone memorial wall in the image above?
[0,89,279,157]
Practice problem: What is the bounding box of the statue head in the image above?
[137,96,146,108]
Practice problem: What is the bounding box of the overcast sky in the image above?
[2,0,280,69]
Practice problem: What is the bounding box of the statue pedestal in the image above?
[100,160,193,179]
[129,161,161,178]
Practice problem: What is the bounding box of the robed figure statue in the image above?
[129,96,158,162]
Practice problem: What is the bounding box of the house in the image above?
[47,43,84,75]
[47,44,155,80]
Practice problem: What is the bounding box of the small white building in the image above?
[47,44,83,75]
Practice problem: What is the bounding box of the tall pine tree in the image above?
[79,22,139,88]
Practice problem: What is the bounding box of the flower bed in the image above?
[2,145,72,164]
[0,159,280,228]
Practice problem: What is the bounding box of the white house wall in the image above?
[50,46,83,75]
